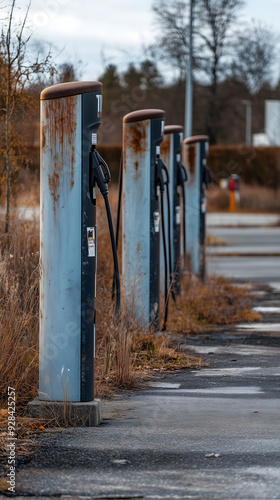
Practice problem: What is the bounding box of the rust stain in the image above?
[48,172,60,204]
[136,241,141,253]
[160,136,170,157]
[134,161,139,171]
[71,145,75,188]
[126,121,147,155]
[41,126,46,149]
[187,145,196,177]
[44,96,78,215]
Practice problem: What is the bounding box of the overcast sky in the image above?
[12,0,280,82]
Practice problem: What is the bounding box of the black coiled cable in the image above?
[90,147,120,316]
[112,154,123,301]
[104,195,120,315]
[160,189,169,331]
[177,162,188,268]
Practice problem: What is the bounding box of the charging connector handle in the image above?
[177,162,188,185]
[90,148,111,198]
[155,157,165,196]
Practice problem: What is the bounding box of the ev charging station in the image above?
[122,109,165,329]
[28,81,119,426]
[160,125,185,296]
[182,135,211,279]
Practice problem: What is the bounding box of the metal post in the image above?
[242,100,252,146]
[182,135,209,278]
[185,0,194,138]
[28,81,102,426]
[122,109,165,329]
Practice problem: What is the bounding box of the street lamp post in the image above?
[185,0,194,138]
[241,100,252,146]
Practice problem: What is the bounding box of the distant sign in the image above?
[252,133,271,147]
[265,100,280,146]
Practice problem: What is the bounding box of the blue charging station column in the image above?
[28,82,103,426]
[122,109,165,329]
[160,125,184,295]
[182,135,210,277]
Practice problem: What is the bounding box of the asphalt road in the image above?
[207,214,280,284]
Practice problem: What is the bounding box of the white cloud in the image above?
[4,0,280,81]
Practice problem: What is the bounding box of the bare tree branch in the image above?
[0,0,55,232]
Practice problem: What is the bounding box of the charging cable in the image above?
[177,161,188,268]
[90,146,120,315]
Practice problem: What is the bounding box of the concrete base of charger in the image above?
[27,398,101,427]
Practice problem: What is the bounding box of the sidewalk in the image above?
[11,284,280,499]
[207,213,280,227]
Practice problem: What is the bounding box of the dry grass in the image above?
[166,274,260,335]
[207,184,280,213]
[0,409,48,459]
[133,332,203,372]
[0,220,39,412]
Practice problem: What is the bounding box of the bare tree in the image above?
[232,20,278,94]
[151,0,244,142]
[152,0,189,81]
[195,1,243,84]
[0,0,53,232]
[195,0,244,141]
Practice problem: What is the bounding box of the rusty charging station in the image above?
[160,125,187,296]
[122,109,167,329]
[182,135,211,278]
[28,81,120,426]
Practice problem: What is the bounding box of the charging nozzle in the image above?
[90,148,111,198]
[155,157,166,196]
[177,161,188,187]
[202,161,211,189]
[161,160,170,186]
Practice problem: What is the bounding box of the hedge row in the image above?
[207,146,280,190]
[26,144,280,189]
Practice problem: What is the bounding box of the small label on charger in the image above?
[96,94,102,118]
[87,227,95,257]
[201,197,207,213]
[153,211,160,233]
[175,206,180,225]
